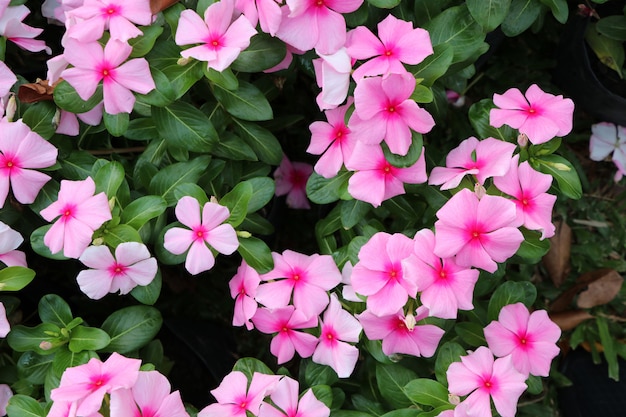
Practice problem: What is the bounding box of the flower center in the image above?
[316,0,324,6]
[387,106,395,112]
[385,50,392,57]
[6,161,12,168]
[472,231,479,238]
[383,164,392,174]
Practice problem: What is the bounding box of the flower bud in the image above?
[4,95,16,122]
[177,57,191,66]
[517,133,529,147]
[39,341,53,350]
[403,312,416,331]
[474,183,486,199]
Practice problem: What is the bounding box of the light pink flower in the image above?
[402,229,479,319]
[175,0,257,72]
[61,38,155,115]
[428,137,516,190]
[339,261,361,302]
[346,142,427,207]
[347,14,432,80]
[259,377,330,417]
[0,4,51,53]
[493,155,557,239]
[490,84,574,145]
[40,177,112,259]
[0,119,57,207]
[589,122,626,182]
[0,61,16,102]
[484,303,561,377]
[0,303,10,338]
[56,102,104,137]
[229,260,261,330]
[350,73,434,156]
[312,293,362,378]
[0,384,12,416]
[163,196,239,275]
[274,155,313,209]
[312,47,352,110]
[434,189,524,273]
[447,347,526,417]
[255,250,341,320]
[236,0,282,36]
[0,221,27,268]
[357,306,444,358]
[252,306,318,364]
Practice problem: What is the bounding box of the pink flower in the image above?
[490,84,574,145]
[589,122,626,182]
[259,377,330,417]
[163,196,239,275]
[175,0,257,72]
[484,303,561,377]
[56,102,104,137]
[312,294,362,378]
[402,229,479,319]
[61,38,155,115]
[346,142,427,207]
[0,4,51,53]
[428,137,516,190]
[0,221,27,268]
[312,47,352,110]
[447,347,527,417]
[347,15,432,81]
[0,61,16,101]
[0,384,12,416]
[434,189,524,273]
[350,73,434,156]
[50,352,141,416]
[357,306,444,358]
[236,0,282,36]
[0,119,58,207]
[255,250,341,320]
[0,303,10,337]
[274,155,313,209]
[252,306,318,364]
[40,177,112,259]
[76,242,157,300]
[229,260,261,330]
[493,155,557,239]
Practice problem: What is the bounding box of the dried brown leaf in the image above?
[18,79,56,103]
[549,310,594,331]
[150,0,180,14]
[577,269,624,308]
[542,220,571,288]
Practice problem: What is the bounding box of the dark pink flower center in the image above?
[89,373,110,391]
[290,170,308,189]
[315,0,326,7]
[322,326,337,345]
[108,262,127,277]
[102,4,120,16]
[334,125,349,143]
[193,225,208,242]
[384,49,393,57]
[0,154,19,172]
[60,204,76,222]
[525,106,541,117]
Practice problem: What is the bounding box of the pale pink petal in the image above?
[77,268,112,299]
[79,244,115,269]
[590,122,618,161]
[185,241,216,274]
[0,250,26,268]
[9,169,51,204]
[103,79,135,114]
[175,9,210,45]
[205,223,238,255]
[175,196,201,228]
[163,227,194,255]
[114,59,155,94]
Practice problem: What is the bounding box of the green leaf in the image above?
[212,132,258,161]
[404,378,450,408]
[148,155,211,206]
[233,357,274,379]
[376,363,417,408]
[597,316,619,381]
[0,267,35,292]
[59,151,97,180]
[68,326,111,353]
[240,213,274,235]
[487,281,537,321]
[455,322,487,346]
[367,0,401,8]
[382,133,423,168]
[468,99,516,141]
[596,15,626,41]
[585,23,625,78]
[304,359,339,386]
[30,225,69,261]
[434,341,465,385]
[310,385,333,408]
[136,66,176,107]
[120,196,167,229]
[306,171,351,205]
[148,38,204,99]
[339,199,370,229]
[237,236,273,274]
[231,33,287,72]
[100,305,162,354]
[131,268,162,305]
[232,118,283,165]
[102,224,142,248]
[174,183,209,205]
[409,44,453,87]
[213,81,273,121]
[531,154,583,199]
[94,161,125,198]
[380,409,422,417]
[205,67,239,90]
[7,323,62,355]
[103,111,129,137]
[246,178,275,212]
[129,25,164,58]
[526,374,544,395]
[53,80,102,114]
[539,0,568,23]
[221,182,254,227]
[6,394,45,417]
[22,101,56,139]
[515,228,550,263]
[467,0,511,32]
[153,102,218,153]
[125,117,158,140]
[501,0,544,37]
[52,349,93,377]
[38,294,73,328]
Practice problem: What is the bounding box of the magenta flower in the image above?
[229,260,261,330]
[312,47,352,110]
[447,347,526,417]
[350,73,435,156]
[61,38,155,114]
[274,155,313,209]
[76,242,157,300]
[0,119,58,208]
[163,196,239,275]
[50,352,141,416]
[236,0,283,36]
[357,306,444,358]
[0,221,27,268]
[428,137,516,190]
[40,177,112,259]
[255,250,342,320]
[175,0,257,72]
[346,142,427,208]
[589,122,626,182]
[490,84,574,145]
[312,294,362,378]
[402,229,479,319]
[347,14,432,81]
[252,306,318,364]
[493,155,557,239]
[259,377,330,417]
[434,189,524,273]
[484,303,561,377]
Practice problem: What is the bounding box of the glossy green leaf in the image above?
[455,322,487,346]
[18,351,53,385]
[174,183,209,205]
[467,0,511,32]
[52,349,94,377]
[515,228,550,262]
[103,111,129,137]
[434,341,465,385]
[148,156,211,206]
[94,161,125,198]
[129,25,164,58]
[404,378,450,408]
[310,385,333,408]
[232,118,283,165]
[304,359,339,386]
[596,15,626,41]
[68,326,111,353]
[153,102,218,153]
[233,357,274,379]
[237,236,273,274]
[340,199,370,229]
[382,133,423,168]
[38,294,73,328]
[101,224,142,248]
[213,81,273,121]
[0,267,35,292]
[212,132,258,161]
[22,101,56,139]
[6,394,45,417]
[376,363,417,408]
[245,177,275,212]
[487,281,537,321]
[131,268,162,305]
[531,154,583,199]
[585,23,625,78]
[30,225,69,261]
[125,117,158,140]
[367,0,401,8]
[120,196,167,229]
[221,181,254,227]
[409,44,453,87]
[53,80,103,114]
[468,98,516,141]
[136,66,176,107]
[306,171,351,205]
[7,323,62,355]
[501,0,544,37]
[231,33,287,72]
[148,38,204,99]
[101,305,162,354]
[539,0,568,23]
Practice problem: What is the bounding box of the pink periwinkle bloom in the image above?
[307,99,356,178]
[61,38,155,115]
[229,260,261,330]
[0,221,27,268]
[428,137,516,190]
[0,302,10,338]
[76,242,157,300]
[255,250,342,320]
[351,232,416,317]
[484,303,561,378]
[236,0,282,36]
[40,177,112,259]
[276,0,363,55]
[50,352,141,416]
[175,0,257,72]
[163,196,239,275]
[56,102,104,137]
[358,306,444,358]
[274,155,313,209]
[347,14,432,81]
[339,261,361,302]
[252,306,318,364]
[0,384,11,416]
[0,4,51,53]
[490,84,574,145]
[67,0,152,42]
[493,154,557,239]
[42,0,85,24]
[259,376,330,417]
[402,229,479,319]
[312,293,362,378]
[350,73,435,156]
[346,142,427,207]
[0,119,58,207]
[198,371,281,417]
[312,47,351,111]
[0,61,16,102]
[434,188,524,273]
[110,370,190,417]
[447,347,527,417]
[589,122,626,182]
